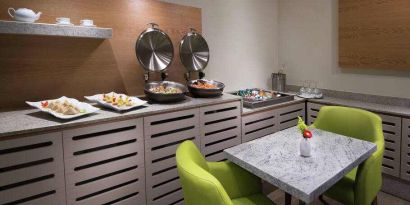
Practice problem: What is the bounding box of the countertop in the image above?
[0,94,241,138]
[310,97,410,118]
[2,90,410,138]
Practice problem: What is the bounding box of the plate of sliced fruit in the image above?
[85,92,147,111]
[26,96,100,119]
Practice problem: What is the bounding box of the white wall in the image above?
[161,0,279,91]
[278,0,410,99]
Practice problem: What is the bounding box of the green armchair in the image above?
[176,140,275,205]
[312,106,385,205]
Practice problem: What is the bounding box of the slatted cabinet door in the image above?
[242,110,277,143]
[379,114,402,177]
[402,118,410,181]
[200,101,241,162]
[307,102,323,125]
[144,108,200,205]
[0,132,65,205]
[277,103,305,131]
[63,119,145,205]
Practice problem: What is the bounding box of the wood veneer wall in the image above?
[0,0,201,109]
[339,0,410,69]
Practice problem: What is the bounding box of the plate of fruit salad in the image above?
[26,96,99,119]
[85,92,147,111]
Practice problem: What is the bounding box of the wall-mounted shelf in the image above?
[0,20,112,39]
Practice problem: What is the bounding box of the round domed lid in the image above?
[179,28,210,72]
[135,23,174,72]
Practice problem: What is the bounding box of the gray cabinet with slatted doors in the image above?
[0,132,65,205]
[63,119,145,205]
[379,114,402,177]
[307,102,323,125]
[242,109,277,143]
[277,102,305,131]
[200,101,241,162]
[402,118,410,181]
[144,108,200,205]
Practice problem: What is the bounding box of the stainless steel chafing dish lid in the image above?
[179,28,210,72]
[135,23,174,72]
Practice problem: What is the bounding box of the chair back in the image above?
[176,140,232,205]
[313,106,384,145]
[313,106,385,205]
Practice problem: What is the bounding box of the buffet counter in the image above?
[0,94,241,138]
[1,90,409,204]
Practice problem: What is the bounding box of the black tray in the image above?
[231,91,295,109]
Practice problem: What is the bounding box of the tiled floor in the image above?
[268,190,410,205]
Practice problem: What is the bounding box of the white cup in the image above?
[56,17,70,25]
[80,19,94,26]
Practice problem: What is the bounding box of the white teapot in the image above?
[8,8,42,23]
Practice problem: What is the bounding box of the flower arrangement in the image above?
[297,116,312,157]
[297,116,312,139]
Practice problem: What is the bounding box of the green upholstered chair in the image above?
[311,106,385,205]
[176,140,275,205]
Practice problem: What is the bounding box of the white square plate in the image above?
[85,92,147,111]
[26,96,100,119]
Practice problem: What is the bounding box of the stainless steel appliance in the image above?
[144,81,187,103]
[180,28,224,97]
[232,89,294,109]
[187,79,225,98]
[271,72,286,92]
[180,28,210,74]
[135,23,186,102]
[135,23,174,74]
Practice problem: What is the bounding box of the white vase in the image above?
[300,138,311,157]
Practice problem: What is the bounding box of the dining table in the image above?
[224,126,377,205]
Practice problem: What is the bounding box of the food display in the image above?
[85,92,147,111]
[41,100,84,115]
[236,88,277,101]
[187,79,225,98]
[26,96,99,119]
[149,85,183,94]
[144,81,187,102]
[190,81,217,89]
[233,88,295,109]
[102,93,134,107]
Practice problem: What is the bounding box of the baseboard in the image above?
[381,174,410,201]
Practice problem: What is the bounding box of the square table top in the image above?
[224,127,377,203]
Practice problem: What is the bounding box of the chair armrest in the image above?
[354,141,384,205]
[207,161,261,199]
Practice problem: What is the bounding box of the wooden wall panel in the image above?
[0,0,201,109]
[339,0,410,69]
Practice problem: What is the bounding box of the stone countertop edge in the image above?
[224,135,377,203]
[309,97,410,118]
[0,94,241,138]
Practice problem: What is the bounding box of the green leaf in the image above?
[297,116,308,134]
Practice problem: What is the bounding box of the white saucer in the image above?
[80,24,96,27]
[56,23,74,26]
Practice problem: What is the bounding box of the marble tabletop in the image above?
[224,127,377,203]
